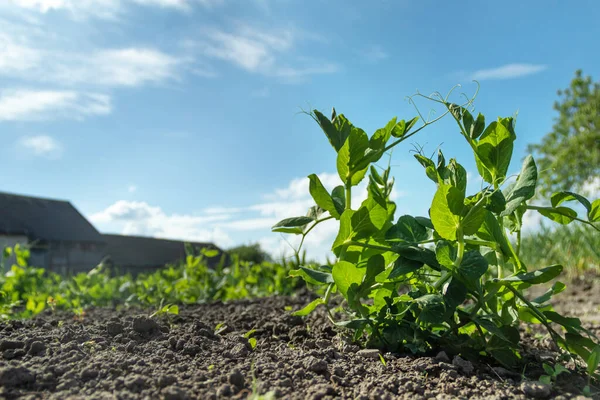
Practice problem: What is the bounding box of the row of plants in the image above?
[0,244,302,319]
[272,87,600,381]
[520,223,600,278]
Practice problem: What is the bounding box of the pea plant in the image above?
[272,87,600,372]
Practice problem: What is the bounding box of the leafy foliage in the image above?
[0,245,301,319]
[274,89,600,373]
[527,70,600,197]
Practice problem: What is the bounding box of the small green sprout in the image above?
[244,329,257,350]
[539,363,569,385]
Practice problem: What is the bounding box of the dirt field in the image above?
[0,279,599,400]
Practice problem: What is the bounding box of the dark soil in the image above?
[1,281,599,400]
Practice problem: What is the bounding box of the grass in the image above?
[519,222,600,278]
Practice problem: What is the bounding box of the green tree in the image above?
[226,243,272,264]
[527,70,600,197]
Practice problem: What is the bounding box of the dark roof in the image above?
[103,234,224,269]
[0,191,105,243]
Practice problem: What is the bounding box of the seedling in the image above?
[150,301,179,319]
[274,85,600,372]
[244,329,258,350]
[539,363,569,385]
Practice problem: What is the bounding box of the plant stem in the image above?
[295,216,335,264]
[345,241,395,253]
[345,181,352,210]
[464,239,497,249]
[505,284,564,347]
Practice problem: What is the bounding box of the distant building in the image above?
[102,234,224,275]
[0,191,225,274]
[0,191,106,274]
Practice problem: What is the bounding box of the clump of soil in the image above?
[0,285,598,399]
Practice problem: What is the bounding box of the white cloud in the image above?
[0,89,112,121]
[6,0,223,18]
[470,64,547,81]
[90,200,235,247]
[192,24,338,82]
[17,134,63,158]
[55,48,183,87]
[0,33,42,74]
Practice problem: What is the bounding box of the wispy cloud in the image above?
[128,185,138,193]
[361,45,388,63]
[189,24,338,82]
[0,33,42,74]
[5,0,224,19]
[470,63,547,81]
[54,48,184,87]
[0,33,185,88]
[0,89,112,121]
[17,134,63,159]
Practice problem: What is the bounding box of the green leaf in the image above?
[331,186,346,216]
[430,184,463,240]
[364,254,385,285]
[308,174,340,218]
[415,216,434,230]
[501,264,563,285]
[351,205,380,238]
[532,281,566,305]
[414,154,439,183]
[545,312,583,332]
[289,266,334,285]
[460,250,489,281]
[587,346,600,375]
[551,191,592,213]
[536,206,578,225]
[501,155,537,216]
[565,333,593,360]
[272,216,314,234]
[461,201,487,236]
[292,298,325,316]
[476,211,510,255]
[462,109,474,135]
[392,117,419,138]
[313,110,348,152]
[370,166,384,185]
[435,240,457,268]
[444,277,467,311]
[470,113,485,140]
[486,189,506,214]
[589,199,600,222]
[444,159,467,194]
[370,117,396,150]
[333,261,365,297]
[332,210,354,255]
[336,126,370,186]
[386,215,429,243]
[388,257,423,279]
[415,294,446,324]
[476,121,514,184]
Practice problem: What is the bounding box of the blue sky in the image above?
[1,0,599,261]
